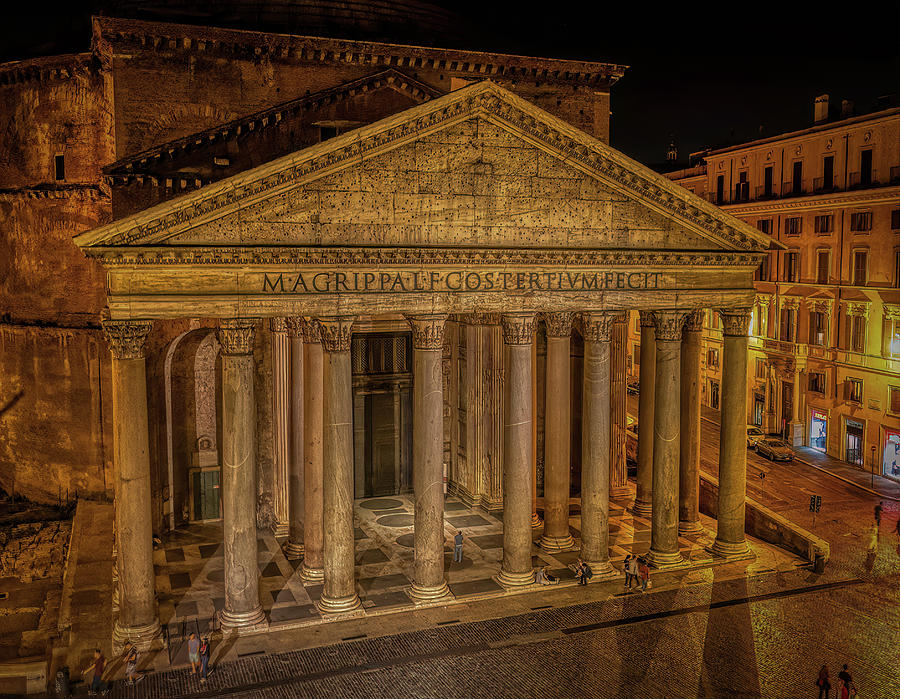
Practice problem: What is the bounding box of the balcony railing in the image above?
[755,185,777,200]
[891,165,900,183]
[849,171,877,188]
[763,338,795,355]
[782,181,804,196]
[813,176,836,193]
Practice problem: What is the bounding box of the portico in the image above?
[76,80,774,645]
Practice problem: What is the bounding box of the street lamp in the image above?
[871,444,877,488]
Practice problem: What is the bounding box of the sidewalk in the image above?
[699,405,900,502]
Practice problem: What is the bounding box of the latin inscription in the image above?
[261,270,664,294]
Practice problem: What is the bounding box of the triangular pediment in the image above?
[76,81,773,254]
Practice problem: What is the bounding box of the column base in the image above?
[113,619,161,652]
[630,500,652,518]
[531,512,543,528]
[645,549,688,570]
[272,521,290,538]
[610,485,632,499]
[581,560,619,582]
[407,581,452,604]
[709,538,753,560]
[283,540,305,560]
[218,605,267,632]
[316,592,362,615]
[678,520,704,535]
[495,569,534,589]
[539,533,576,552]
[300,564,325,584]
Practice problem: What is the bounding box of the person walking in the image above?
[837,664,854,699]
[627,555,640,590]
[638,558,650,592]
[894,516,900,539]
[816,665,831,699]
[199,636,211,684]
[453,530,464,563]
[623,554,634,590]
[875,501,883,528]
[188,632,201,675]
[123,642,143,685]
[82,649,108,696]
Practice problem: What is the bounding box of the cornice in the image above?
[83,245,766,268]
[0,52,97,86]
[76,82,770,254]
[0,184,106,201]
[721,185,900,216]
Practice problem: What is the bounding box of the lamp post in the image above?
[871,444,877,489]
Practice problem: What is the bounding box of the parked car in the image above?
[626,378,640,395]
[746,426,765,450]
[756,438,793,462]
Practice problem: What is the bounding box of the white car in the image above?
[746,426,765,450]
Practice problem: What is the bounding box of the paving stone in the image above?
[169,572,191,589]
[359,498,404,510]
[270,588,295,604]
[270,604,318,623]
[448,577,503,597]
[376,514,415,528]
[446,515,493,528]
[198,543,222,558]
[469,534,505,549]
[356,548,390,565]
[357,573,409,593]
[164,548,185,563]
[261,562,283,578]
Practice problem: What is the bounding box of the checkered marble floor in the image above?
[152,496,722,634]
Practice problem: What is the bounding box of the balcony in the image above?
[755,185,777,200]
[891,165,900,183]
[813,176,836,193]
[849,171,877,188]
[762,338,795,355]
[782,181,804,196]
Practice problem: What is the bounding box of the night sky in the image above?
[1,2,897,164]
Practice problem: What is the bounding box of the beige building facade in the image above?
[655,99,900,478]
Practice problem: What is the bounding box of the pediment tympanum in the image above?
[76,81,773,319]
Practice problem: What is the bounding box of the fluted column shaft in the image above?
[580,313,616,577]
[498,313,536,587]
[633,313,656,517]
[217,319,266,630]
[317,317,362,614]
[301,321,325,583]
[284,318,305,558]
[102,315,160,649]
[270,318,291,537]
[541,312,574,552]
[407,315,451,601]
[713,309,753,558]
[647,311,687,568]
[609,314,630,497]
[679,312,703,534]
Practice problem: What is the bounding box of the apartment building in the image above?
[642,96,900,479]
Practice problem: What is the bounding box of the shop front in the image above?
[809,409,827,453]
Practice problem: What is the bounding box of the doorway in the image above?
[753,393,765,426]
[809,409,827,452]
[883,429,900,478]
[191,468,221,520]
[845,419,864,466]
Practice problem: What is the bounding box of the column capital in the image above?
[683,310,705,332]
[270,317,288,334]
[285,317,303,338]
[542,311,574,338]
[501,313,536,345]
[101,313,153,360]
[218,319,258,356]
[299,318,322,344]
[718,308,753,337]
[457,312,502,326]
[317,316,355,352]
[639,310,656,328]
[652,311,689,342]
[406,314,448,350]
[580,311,616,342]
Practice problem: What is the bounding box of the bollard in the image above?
[813,551,826,574]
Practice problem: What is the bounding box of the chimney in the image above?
[814,94,829,124]
[841,99,854,118]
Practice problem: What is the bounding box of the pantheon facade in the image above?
[2,14,773,646]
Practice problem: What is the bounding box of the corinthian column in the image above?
[679,311,703,534]
[406,314,451,602]
[712,308,753,559]
[270,317,291,538]
[609,314,630,498]
[579,312,617,579]
[101,313,160,649]
[646,311,688,569]
[498,313,536,588]
[284,318,305,559]
[217,319,266,630]
[300,320,325,583]
[632,312,655,517]
[541,312,575,552]
[316,316,362,614]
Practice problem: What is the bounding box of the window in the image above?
[318,126,340,141]
[859,149,873,186]
[763,165,774,197]
[54,154,65,181]
[850,212,873,232]
[791,160,803,194]
[709,380,720,409]
[716,174,725,204]
[816,250,830,284]
[634,344,641,366]
[735,171,749,201]
[852,250,868,286]
[784,251,799,282]
[809,372,826,394]
[756,358,767,379]
[756,254,770,282]
[850,315,866,352]
[707,348,719,368]
[892,209,900,230]
[884,316,900,357]
[815,214,833,234]
[845,378,863,403]
[891,386,900,415]
[822,155,834,190]
[895,250,900,289]
[808,311,827,346]
[780,307,795,342]
[757,218,773,235]
[785,216,802,235]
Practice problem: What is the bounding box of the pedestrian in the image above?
[199,636,210,684]
[866,522,879,554]
[188,632,201,675]
[816,664,831,699]
[837,664,854,699]
[627,555,640,589]
[579,559,593,585]
[638,558,650,592]
[894,516,900,539]
[453,530,464,563]
[82,649,108,696]
[875,501,883,527]
[623,554,633,590]
[123,641,143,685]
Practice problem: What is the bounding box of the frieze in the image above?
[542,312,574,338]
[501,313,536,345]
[317,316,356,352]
[406,314,448,350]
[218,318,257,355]
[580,311,616,342]
[718,308,753,337]
[101,313,153,360]
[652,310,689,341]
